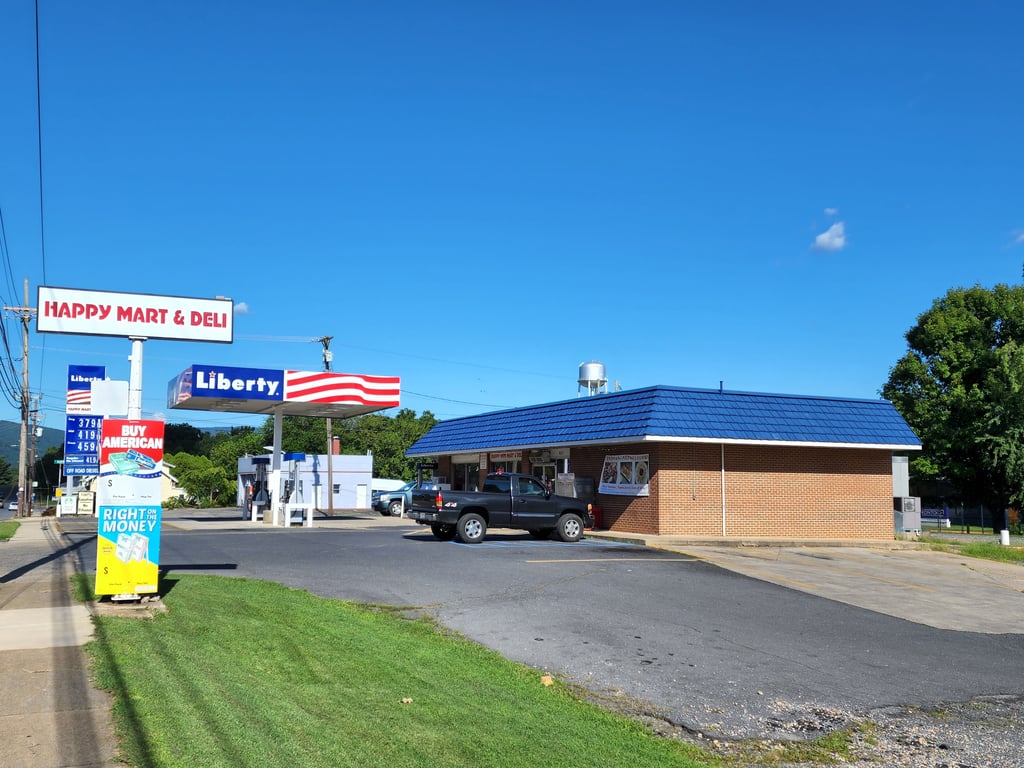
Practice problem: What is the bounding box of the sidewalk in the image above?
[0,516,118,768]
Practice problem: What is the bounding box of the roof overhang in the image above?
[406,434,923,456]
[168,364,400,419]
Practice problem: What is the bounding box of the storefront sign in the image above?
[599,454,650,497]
[37,286,234,343]
[167,364,401,410]
[95,419,165,596]
[66,364,105,414]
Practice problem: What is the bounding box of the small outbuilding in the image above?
[405,385,922,540]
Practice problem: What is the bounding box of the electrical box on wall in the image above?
[892,456,910,498]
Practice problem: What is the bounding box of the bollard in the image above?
[1000,529,1010,546]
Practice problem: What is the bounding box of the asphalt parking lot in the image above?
[651,542,1024,634]
[49,510,1024,740]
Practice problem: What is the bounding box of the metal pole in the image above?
[17,279,30,518]
[127,337,146,420]
[314,336,334,516]
[28,396,40,515]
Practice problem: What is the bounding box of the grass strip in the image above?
[86,574,717,768]
[0,520,18,541]
[958,541,1024,564]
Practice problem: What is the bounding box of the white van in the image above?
[371,478,406,493]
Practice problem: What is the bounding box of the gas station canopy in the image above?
[167,364,400,418]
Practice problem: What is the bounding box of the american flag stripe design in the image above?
[67,389,92,406]
[283,371,400,405]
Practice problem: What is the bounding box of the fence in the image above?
[921,504,1010,533]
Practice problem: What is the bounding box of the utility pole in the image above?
[3,279,36,518]
[314,336,334,516]
[28,394,42,515]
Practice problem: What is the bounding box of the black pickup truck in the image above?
[407,472,593,544]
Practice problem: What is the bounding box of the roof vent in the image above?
[578,361,608,397]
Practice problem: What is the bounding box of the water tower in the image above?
[578,361,608,397]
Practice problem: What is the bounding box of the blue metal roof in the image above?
[405,386,922,456]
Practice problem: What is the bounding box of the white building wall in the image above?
[238,453,373,510]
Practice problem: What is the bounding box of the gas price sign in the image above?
[65,414,103,475]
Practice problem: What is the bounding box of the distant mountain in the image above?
[0,421,66,465]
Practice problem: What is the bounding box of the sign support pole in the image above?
[127,337,146,419]
[269,406,284,526]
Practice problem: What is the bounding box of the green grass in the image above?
[86,574,719,768]
[958,541,1024,564]
[919,534,1024,564]
[0,519,17,541]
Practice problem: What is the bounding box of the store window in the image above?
[490,459,519,474]
[453,462,480,491]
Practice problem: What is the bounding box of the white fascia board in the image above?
[408,435,922,455]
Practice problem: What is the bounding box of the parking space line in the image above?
[525,557,697,563]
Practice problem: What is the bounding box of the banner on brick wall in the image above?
[599,454,650,496]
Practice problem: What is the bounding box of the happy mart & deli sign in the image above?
[37,286,233,343]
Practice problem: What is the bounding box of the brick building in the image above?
[405,385,921,539]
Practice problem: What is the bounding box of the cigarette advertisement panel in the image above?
[37,286,233,343]
[598,454,650,497]
[95,419,165,596]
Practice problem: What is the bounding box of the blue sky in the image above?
[1,1,1022,434]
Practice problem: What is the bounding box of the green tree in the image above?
[33,445,64,500]
[254,409,438,479]
[165,451,232,506]
[978,341,1024,514]
[882,284,1024,530]
[353,408,438,479]
[164,423,205,454]
[0,454,16,486]
[208,429,265,496]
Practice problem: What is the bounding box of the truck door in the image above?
[513,476,559,528]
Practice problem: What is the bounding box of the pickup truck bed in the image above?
[407,472,592,544]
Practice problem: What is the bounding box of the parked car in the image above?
[372,481,419,517]
[8,499,19,511]
[407,472,592,544]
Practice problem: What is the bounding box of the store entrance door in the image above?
[532,463,556,493]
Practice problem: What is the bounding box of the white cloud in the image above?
[824,207,839,216]
[813,221,846,252]
[1015,232,1024,245]
[234,301,250,314]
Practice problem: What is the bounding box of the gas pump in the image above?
[283,452,306,526]
[250,457,270,521]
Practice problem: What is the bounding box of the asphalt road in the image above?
[58,516,1024,740]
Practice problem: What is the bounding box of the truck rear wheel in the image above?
[557,513,584,542]
[431,523,456,541]
[457,513,487,544]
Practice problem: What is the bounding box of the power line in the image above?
[34,0,47,284]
